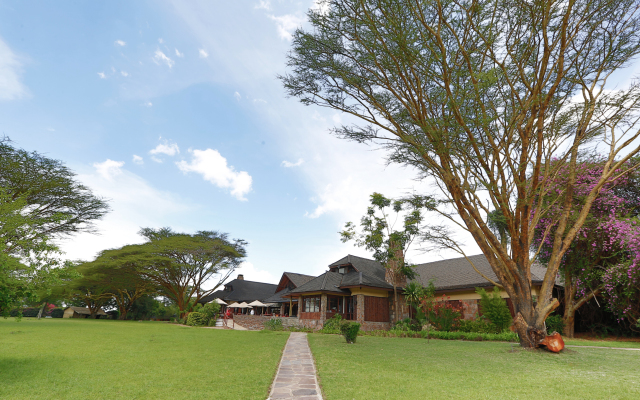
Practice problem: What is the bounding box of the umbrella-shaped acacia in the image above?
[98,228,247,318]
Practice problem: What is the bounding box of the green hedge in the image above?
[359,329,518,342]
[9,308,40,317]
[51,308,64,318]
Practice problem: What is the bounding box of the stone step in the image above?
[215,319,224,327]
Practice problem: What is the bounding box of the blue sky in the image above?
[0,0,479,284]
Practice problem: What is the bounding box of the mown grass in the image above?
[0,318,288,400]
[309,334,640,400]
[564,338,640,348]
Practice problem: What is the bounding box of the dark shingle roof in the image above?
[412,254,552,291]
[198,278,278,304]
[283,272,315,287]
[264,287,295,303]
[329,254,386,281]
[289,272,350,295]
[339,271,393,289]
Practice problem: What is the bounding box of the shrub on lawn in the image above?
[10,307,40,318]
[545,314,565,335]
[340,322,360,343]
[186,312,206,327]
[51,308,64,318]
[264,318,284,331]
[476,286,512,332]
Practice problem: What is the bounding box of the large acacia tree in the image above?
[98,228,247,318]
[281,0,640,347]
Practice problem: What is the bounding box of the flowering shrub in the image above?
[533,159,640,331]
[420,295,463,332]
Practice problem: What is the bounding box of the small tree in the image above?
[341,193,433,322]
[476,287,512,333]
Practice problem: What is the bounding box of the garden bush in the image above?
[545,314,565,335]
[320,314,343,334]
[200,302,221,326]
[51,308,64,318]
[340,322,360,343]
[477,286,512,332]
[264,318,284,331]
[393,318,422,332]
[423,296,463,331]
[458,317,499,334]
[186,312,206,327]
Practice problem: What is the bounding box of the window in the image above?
[338,267,345,274]
[304,296,320,313]
[328,296,342,312]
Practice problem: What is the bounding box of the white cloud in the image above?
[158,38,164,44]
[255,0,271,10]
[175,48,184,57]
[97,72,106,79]
[132,155,144,165]
[143,101,153,107]
[114,40,126,47]
[121,70,129,77]
[153,50,175,68]
[93,159,125,181]
[253,98,267,104]
[199,49,209,58]
[176,149,253,201]
[149,141,180,157]
[46,127,55,132]
[234,91,241,101]
[282,158,303,168]
[268,14,304,41]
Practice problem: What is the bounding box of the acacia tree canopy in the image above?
[98,228,247,317]
[282,0,640,347]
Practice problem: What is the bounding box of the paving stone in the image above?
[267,332,322,400]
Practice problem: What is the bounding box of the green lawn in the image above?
[0,318,288,400]
[309,334,640,400]
[564,338,640,349]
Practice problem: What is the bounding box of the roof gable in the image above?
[329,254,386,281]
[289,272,350,295]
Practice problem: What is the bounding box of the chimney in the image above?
[237,274,244,280]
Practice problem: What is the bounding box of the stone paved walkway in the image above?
[268,332,322,400]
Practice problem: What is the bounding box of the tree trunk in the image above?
[563,308,575,338]
[393,284,399,323]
